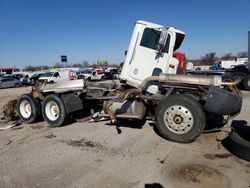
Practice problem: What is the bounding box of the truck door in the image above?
[127,28,175,86]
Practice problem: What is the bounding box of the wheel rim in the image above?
[19,100,32,118]
[164,105,194,134]
[45,101,59,121]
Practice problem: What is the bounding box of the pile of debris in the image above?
[0,99,21,131]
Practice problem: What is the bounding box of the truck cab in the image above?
[120,20,185,92]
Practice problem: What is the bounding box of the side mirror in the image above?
[156,27,168,52]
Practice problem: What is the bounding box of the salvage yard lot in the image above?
[0,87,250,188]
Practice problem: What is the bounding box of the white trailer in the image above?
[221,58,248,69]
[38,69,78,83]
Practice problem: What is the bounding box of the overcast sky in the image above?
[0,0,249,68]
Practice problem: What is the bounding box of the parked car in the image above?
[37,72,59,83]
[92,68,105,80]
[77,68,104,81]
[103,68,119,80]
[227,64,249,74]
[77,68,94,80]
[38,70,77,83]
[26,73,45,85]
[11,73,30,84]
[0,78,22,89]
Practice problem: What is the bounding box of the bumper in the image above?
[204,86,242,116]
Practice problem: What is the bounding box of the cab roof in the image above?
[136,20,185,35]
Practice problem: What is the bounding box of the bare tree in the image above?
[23,65,50,72]
[82,60,89,67]
[97,60,108,69]
[237,51,248,58]
[201,52,218,65]
[23,66,37,72]
[71,63,82,68]
[110,63,119,68]
[92,62,97,69]
[53,63,63,68]
[39,65,50,70]
[221,53,236,60]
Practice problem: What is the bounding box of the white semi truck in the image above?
[16,20,242,143]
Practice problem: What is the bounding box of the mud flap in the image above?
[61,93,83,113]
[204,86,242,115]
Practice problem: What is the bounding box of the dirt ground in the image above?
[0,86,249,188]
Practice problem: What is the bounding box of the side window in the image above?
[140,28,160,50]
[54,72,59,77]
[140,28,170,53]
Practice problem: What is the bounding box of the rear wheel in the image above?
[155,94,206,143]
[42,94,68,127]
[242,76,250,91]
[17,94,42,123]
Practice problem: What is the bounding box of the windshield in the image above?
[30,73,45,78]
[30,74,38,78]
[12,74,24,79]
[140,28,170,53]
[44,72,54,77]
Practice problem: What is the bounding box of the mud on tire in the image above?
[17,94,42,123]
[155,94,206,143]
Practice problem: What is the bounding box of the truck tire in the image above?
[42,94,68,127]
[155,94,206,143]
[222,129,250,161]
[17,94,42,123]
[242,76,250,91]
